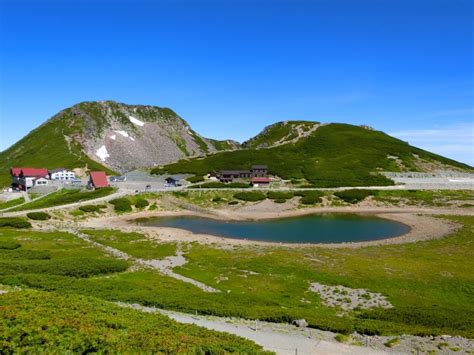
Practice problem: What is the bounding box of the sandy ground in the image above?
[80,204,467,249]
[118,303,474,355]
[118,303,387,355]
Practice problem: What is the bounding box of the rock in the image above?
[292,319,308,328]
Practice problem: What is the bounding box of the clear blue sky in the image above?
[1,0,473,165]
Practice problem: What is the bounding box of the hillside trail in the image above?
[64,228,219,293]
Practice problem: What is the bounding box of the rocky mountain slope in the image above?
[0,101,238,185]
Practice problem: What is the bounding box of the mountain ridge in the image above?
[1,100,472,187]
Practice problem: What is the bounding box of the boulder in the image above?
[292,319,308,328]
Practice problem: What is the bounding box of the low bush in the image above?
[0,257,128,278]
[212,197,223,202]
[267,191,294,200]
[234,192,266,202]
[26,212,51,221]
[334,189,377,204]
[0,218,31,229]
[0,242,21,250]
[148,203,158,211]
[79,204,106,213]
[134,198,150,208]
[300,195,322,204]
[228,200,239,205]
[196,182,250,189]
[274,199,287,204]
[109,198,132,212]
[186,175,205,183]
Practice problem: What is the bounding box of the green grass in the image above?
[0,290,265,353]
[374,190,474,207]
[82,230,177,260]
[234,191,266,201]
[10,188,115,211]
[0,216,472,340]
[0,229,129,277]
[153,123,472,187]
[0,197,24,211]
[209,139,236,151]
[0,217,31,229]
[243,121,318,148]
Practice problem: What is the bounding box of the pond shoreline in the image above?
[80,206,465,248]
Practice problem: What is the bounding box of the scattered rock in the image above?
[292,319,308,328]
[309,282,393,311]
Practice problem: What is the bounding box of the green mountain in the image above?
[0,101,238,187]
[153,122,472,187]
[2,102,471,189]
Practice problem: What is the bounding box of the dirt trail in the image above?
[117,302,386,355]
[67,229,219,293]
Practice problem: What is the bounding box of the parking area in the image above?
[110,170,190,192]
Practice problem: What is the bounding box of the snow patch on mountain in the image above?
[116,130,130,138]
[129,115,145,127]
[96,145,110,161]
[115,130,135,141]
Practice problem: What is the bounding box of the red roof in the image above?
[251,177,272,183]
[11,167,48,177]
[89,171,109,188]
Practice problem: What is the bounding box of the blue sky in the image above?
[1,0,473,165]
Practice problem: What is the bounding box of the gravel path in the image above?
[67,229,219,292]
[117,303,386,355]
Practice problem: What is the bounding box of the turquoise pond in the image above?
[135,214,411,244]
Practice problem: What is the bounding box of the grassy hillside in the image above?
[153,123,472,187]
[0,109,116,187]
[242,120,319,148]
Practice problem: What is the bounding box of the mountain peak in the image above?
[242,120,321,149]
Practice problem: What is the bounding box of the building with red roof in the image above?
[251,177,272,186]
[10,167,49,190]
[88,171,109,189]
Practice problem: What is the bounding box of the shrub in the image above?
[109,198,132,212]
[186,175,205,183]
[26,212,51,221]
[134,198,150,208]
[335,334,350,343]
[0,242,21,250]
[234,192,266,202]
[384,337,400,348]
[0,218,32,229]
[148,203,158,211]
[334,189,377,204]
[228,200,239,205]
[197,182,250,189]
[300,195,322,205]
[274,199,287,204]
[267,191,294,200]
[79,205,106,213]
[212,197,223,202]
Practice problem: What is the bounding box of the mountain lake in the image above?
[135,214,411,243]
